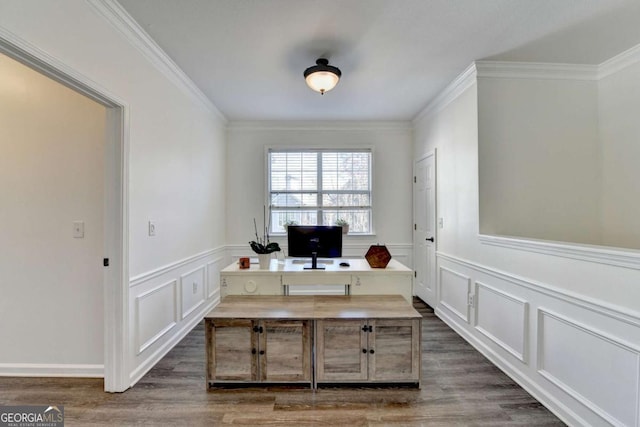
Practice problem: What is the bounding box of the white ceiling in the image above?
[117,0,640,121]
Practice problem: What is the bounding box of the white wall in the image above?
[226,122,414,263]
[0,0,227,383]
[599,60,640,249]
[0,53,105,372]
[478,77,602,245]
[414,66,640,427]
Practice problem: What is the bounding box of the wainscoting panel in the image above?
[180,266,206,320]
[135,280,177,355]
[129,248,224,386]
[435,252,640,427]
[475,281,528,363]
[438,266,471,323]
[538,309,640,427]
[206,257,225,299]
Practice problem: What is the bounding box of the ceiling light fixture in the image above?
[304,58,341,95]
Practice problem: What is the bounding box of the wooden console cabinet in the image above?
[207,318,311,384]
[316,318,421,383]
[205,295,421,389]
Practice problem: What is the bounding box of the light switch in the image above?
[438,218,444,229]
[148,221,156,237]
[192,282,198,294]
[73,221,84,238]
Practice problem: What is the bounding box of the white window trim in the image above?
[265,146,375,235]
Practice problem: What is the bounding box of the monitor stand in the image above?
[304,252,325,270]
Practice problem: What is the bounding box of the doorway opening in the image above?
[0,35,128,392]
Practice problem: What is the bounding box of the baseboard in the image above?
[0,363,104,378]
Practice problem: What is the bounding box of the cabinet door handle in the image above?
[259,326,264,333]
[253,326,259,333]
[362,349,367,353]
[370,349,375,354]
[259,350,265,355]
[426,237,435,242]
[368,325,373,332]
[361,325,368,332]
[251,348,257,354]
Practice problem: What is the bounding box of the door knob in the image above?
[426,237,434,242]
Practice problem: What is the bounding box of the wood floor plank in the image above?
[0,297,566,426]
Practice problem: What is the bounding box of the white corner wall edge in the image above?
[0,364,104,378]
[435,252,640,427]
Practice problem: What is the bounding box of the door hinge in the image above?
[468,294,475,307]
[103,258,109,267]
[414,271,417,278]
[414,223,417,230]
[414,176,417,183]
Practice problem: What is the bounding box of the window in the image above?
[268,149,372,234]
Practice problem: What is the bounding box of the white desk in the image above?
[220,258,413,302]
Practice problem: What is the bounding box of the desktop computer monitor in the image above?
[287,225,342,269]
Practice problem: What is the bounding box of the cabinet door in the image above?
[259,320,311,382]
[208,319,257,382]
[368,319,421,381]
[316,319,368,381]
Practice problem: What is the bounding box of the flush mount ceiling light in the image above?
[304,58,341,95]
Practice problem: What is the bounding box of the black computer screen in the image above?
[287,226,343,258]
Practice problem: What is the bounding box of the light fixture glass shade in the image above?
[304,58,341,95]
[305,71,340,94]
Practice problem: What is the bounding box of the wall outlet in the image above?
[148,221,156,237]
[438,217,444,228]
[73,221,85,238]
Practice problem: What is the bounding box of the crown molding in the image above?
[475,60,598,81]
[227,120,412,131]
[598,43,640,80]
[412,62,478,125]
[87,0,227,123]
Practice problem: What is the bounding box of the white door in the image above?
[413,153,436,305]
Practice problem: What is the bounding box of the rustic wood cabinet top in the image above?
[205,295,421,320]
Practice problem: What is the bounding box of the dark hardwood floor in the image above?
[0,298,565,426]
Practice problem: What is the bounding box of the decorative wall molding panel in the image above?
[135,280,177,355]
[434,252,640,427]
[206,257,225,299]
[474,281,528,363]
[438,266,471,323]
[538,309,640,427]
[129,247,224,386]
[180,267,206,320]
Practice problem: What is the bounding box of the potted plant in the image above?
[283,219,297,230]
[335,218,349,234]
[249,210,281,269]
